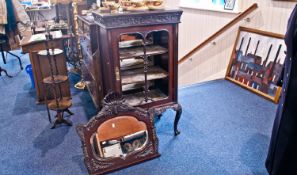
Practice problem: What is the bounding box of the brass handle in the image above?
[115,67,120,81]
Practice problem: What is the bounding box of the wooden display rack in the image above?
[37,39,74,129]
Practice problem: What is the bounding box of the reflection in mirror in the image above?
[91,116,148,158]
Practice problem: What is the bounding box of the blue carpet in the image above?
[0,52,277,175]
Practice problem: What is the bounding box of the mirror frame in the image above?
[76,92,160,175]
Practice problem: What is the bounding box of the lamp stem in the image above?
[73,0,86,90]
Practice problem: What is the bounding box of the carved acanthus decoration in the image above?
[93,10,183,29]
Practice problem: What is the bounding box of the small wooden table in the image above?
[20,32,72,103]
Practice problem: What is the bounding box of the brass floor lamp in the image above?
[52,0,86,90]
[72,0,86,90]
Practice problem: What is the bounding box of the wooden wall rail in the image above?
[178,3,258,64]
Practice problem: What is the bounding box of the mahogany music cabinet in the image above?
[81,9,183,135]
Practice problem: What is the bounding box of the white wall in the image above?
[166,0,296,86]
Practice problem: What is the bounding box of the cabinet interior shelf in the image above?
[119,39,144,49]
[122,81,154,92]
[123,89,168,106]
[120,58,155,70]
[119,45,168,59]
[120,58,144,70]
[121,66,168,85]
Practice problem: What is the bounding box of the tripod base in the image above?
[51,117,72,129]
[51,109,74,129]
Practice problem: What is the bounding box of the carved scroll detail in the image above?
[93,11,183,29]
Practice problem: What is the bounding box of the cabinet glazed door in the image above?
[111,25,174,108]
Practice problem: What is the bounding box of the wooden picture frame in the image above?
[224,0,236,10]
[76,93,160,175]
[225,26,285,103]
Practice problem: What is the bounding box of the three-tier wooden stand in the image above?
[37,38,74,129]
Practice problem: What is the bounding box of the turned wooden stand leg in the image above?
[65,108,74,116]
[42,85,52,123]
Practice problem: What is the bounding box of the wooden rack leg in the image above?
[154,103,182,136]
[43,85,52,123]
[173,104,182,136]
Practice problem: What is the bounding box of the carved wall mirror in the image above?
[76,93,160,175]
